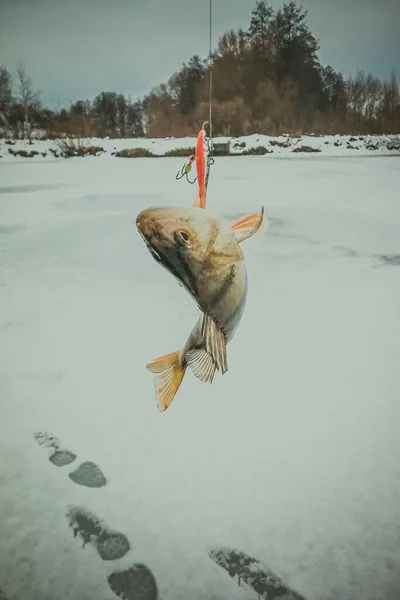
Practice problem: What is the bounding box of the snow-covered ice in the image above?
[0,152,400,600]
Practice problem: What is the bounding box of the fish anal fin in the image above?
[231,205,265,243]
[146,351,186,412]
[201,314,228,375]
[186,349,216,384]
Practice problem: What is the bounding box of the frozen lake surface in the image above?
[0,155,400,600]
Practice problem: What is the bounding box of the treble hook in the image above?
[175,154,197,184]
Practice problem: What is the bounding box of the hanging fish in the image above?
[136,205,265,412]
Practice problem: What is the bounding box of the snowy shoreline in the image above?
[1,132,399,162]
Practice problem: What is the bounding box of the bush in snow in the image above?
[232,141,246,149]
[164,147,195,157]
[8,148,45,158]
[386,135,400,153]
[292,145,321,153]
[114,148,155,158]
[55,138,105,158]
[270,140,291,148]
[242,146,271,155]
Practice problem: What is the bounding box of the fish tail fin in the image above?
[146,351,186,412]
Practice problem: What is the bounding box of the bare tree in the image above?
[15,62,41,140]
[0,65,13,132]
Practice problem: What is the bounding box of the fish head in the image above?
[136,206,233,300]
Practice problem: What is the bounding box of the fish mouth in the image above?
[145,238,163,265]
[137,226,163,265]
[136,223,197,297]
[137,225,182,283]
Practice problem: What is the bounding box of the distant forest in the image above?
[1,1,399,139]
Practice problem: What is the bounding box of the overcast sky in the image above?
[0,0,399,108]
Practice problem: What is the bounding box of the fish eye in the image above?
[177,230,190,243]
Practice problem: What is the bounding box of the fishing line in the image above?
[208,0,213,143]
[205,0,214,187]
[175,0,214,186]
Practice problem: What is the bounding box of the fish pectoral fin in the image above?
[231,206,266,243]
[186,349,216,384]
[201,313,228,375]
[146,351,186,412]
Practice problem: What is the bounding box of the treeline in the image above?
[0,63,145,140]
[1,1,399,139]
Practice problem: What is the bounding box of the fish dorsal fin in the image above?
[231,206,265,243]
[201,313,228,375]
[146,350,186,412]
[186,349,216,383]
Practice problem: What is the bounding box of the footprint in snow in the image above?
[34,431,107,488]
[209,547,306,600]
[108,565,158,600]
[66,506,158,599]
[66,505,130,561]
[35,433,159,598]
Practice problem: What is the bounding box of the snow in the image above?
[0,132,399,162]
[0,152,400,600]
